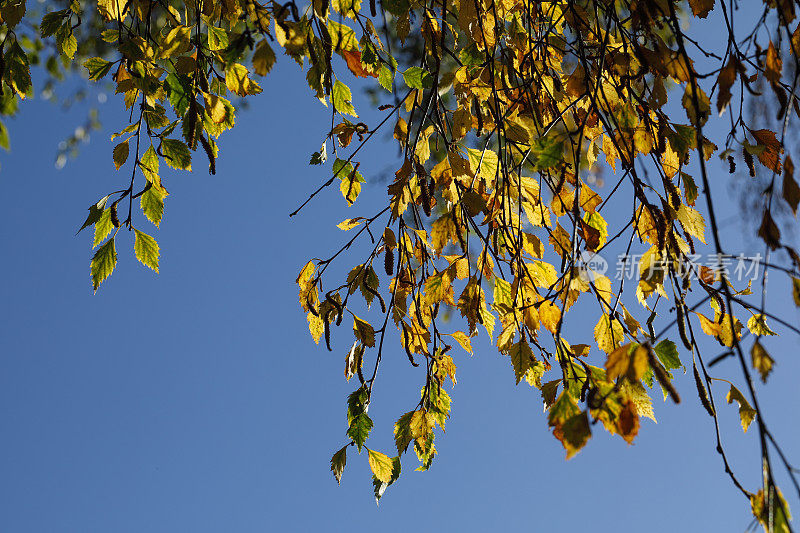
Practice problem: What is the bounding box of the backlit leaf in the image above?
[133,229,160,273]
[726,384,756,432]
[90,237,117,291]
[751,341,774,383]
[367,449,394,483]
[332,80,358,117]
[330,445,347,484]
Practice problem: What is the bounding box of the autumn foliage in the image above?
[3,0,800,528]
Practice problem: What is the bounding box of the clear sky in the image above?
[1,14,799,531]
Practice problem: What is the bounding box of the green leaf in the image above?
[347,413,373,451]
[101,29,119,42]
[426,382,451,428]
[402,67,432,90]
[681,172,698,206]
[378,65,394,92]
[346,386,369,422]
[332,80,357,117]
[41,10,68,38]
[330,445,347,484]
[459,44,484,67]
[161,139,192,171]
[56,24,77,59]
[91,237,117,291]
[346,386,372,451]
[207,25,229,51]
[140,186,165,227]
[93,208,114,247]
[1,0,26,28]
[530,136,564,170]
[393,411,414,455]
[78,195,110,234]
[165,73,191,117]
[334,158,364,205]
[139,145,161,189]
[133,229,160,273]
[0,120,9,151]
[83,57,113,80]
[5,42,32,95]
[654,340,682,370]
[332,158,365,182]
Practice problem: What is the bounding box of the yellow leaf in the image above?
[747,314,776,336]
[695,312,721,337]
[605,343,647,382]
[661,139,681,179]
[718,314,743,347]
[621,381,656,422]
[414,126,434,163]
[751,488,792,533]
[538,300,561,334]
[97,0,128,21]
[448,331,473,354]
[508,339,533,384]
[307,312,324,344]
[337,218,364,230]
[366,449,394,483]
[424,269,455,307]
[353,316,375,347]
[682,84,710,127]
[726,384,756,432]
[677,205,706,244]
[751,341,774,383]
[496,321,516,352]
[765,41,783,84]
[594,314,624,354]
[466,148,499,183]
[409,409,432,440]
[296,260,316,310]
[793,277,800,306]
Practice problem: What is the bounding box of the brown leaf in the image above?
[757,209,781,250]
[617,400,640,444]
[716,60,736,115]
[688,0,715,18]
[765,41,783,84]
[579,219,601,251]
[343,50,377,79]
[783,156,800,215]
[749,129,783,174]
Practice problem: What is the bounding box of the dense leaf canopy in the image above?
[3,0,800,528]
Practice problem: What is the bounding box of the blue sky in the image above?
[1,15,800,531]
